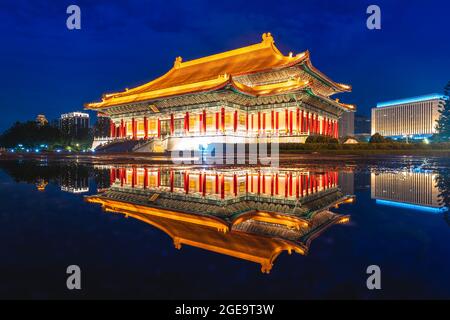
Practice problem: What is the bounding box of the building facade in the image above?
[85,33,354,152]
[371,94,448,140]
[60,112,90,139]
[338,111,354,138]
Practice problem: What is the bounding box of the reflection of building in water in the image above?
[60,166,89,194]
[338,170,355,196]
[371,171,447,213]
[86,167,352,273]
[36,179,48,192]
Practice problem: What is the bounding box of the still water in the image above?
[0,157,449,299]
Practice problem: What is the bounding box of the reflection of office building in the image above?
[60,112,90,139]
[85,33,354,152]
[338,112,354,138]
[86,166,353,273]
[338,170,355,196]
[371,170,447,213]
[371,94,448,140]
[60,166,89,194]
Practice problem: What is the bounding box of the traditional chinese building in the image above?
[85,33,354,151]
[86,166,352,272]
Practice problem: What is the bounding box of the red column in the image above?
[233,174,237,196]
[131,167,136,188]
[300,175,304,196]
[199,113,203,134]
[306,112,309,133]
[203,110,207,134]
[170,114,174,135]
[262,174,266,194]
[220,175,225,199]
[257,172,261,195]
[285,109,289,135]
[170,170,174,192]
[199,173,203,194]
[271,110,274,132]
[245,173,248,193]
[296,174,299,198]
[216,112,219,133]
[301,110,304,133]
[335,121,339,138]
[262,112,266,133]
[284,173,288,198]
[289,111,293,135]
[246,113,249,133]
[289,173,293,197]
[234,110,238,133]
[275,173,279,195]
[120,119,124,138]
[202,174,206,197]
[221,108,225,133]
[109,120,114,138]
[276,112,279,133]
[271,174,274,196]
[110,168,115,185]
[131,118,136,140]
[296,109,300,134]
[257,112,261,134]
[157,119,161,138]
[215,174,219,194]
[186,112,190,133]
[144,117,148,139]
[143,168,148,189]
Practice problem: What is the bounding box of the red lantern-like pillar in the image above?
[144,117,148,140]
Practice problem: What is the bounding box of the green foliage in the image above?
[305,135,338,144]
[369,133,387,143]
[0,120,93,149]
[436,81,450,141]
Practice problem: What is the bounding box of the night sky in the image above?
[1,0,449,131]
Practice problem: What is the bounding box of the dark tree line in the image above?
[0,121,92,148]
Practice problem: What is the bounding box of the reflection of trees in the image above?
[435,169,450,226]
[435,170,450,208]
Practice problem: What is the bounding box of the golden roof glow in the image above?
[85,33,351,110]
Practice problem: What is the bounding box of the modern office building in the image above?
[371,170,447,213]
[60,112,90,139]
[338,111,354,138]
[371,94,448,140]
[85,33,354,152]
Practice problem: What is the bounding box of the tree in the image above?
[369,133,386,143]
[436,81,450,141]
[0,121,62,148]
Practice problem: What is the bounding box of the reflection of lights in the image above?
[376,199,447,214]
[338,217,350,224]
[424,138,430,144]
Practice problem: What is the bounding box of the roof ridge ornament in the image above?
[261,32,274,45]
[174,56,183,68]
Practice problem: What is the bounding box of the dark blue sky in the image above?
[1,0,449,130]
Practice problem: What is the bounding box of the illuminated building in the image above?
[35,114,48,127]
[85,33,354,152]
[371,170,447,213]
[86,166,352,272]
[60,112,90,139]
[371,94,448,140]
